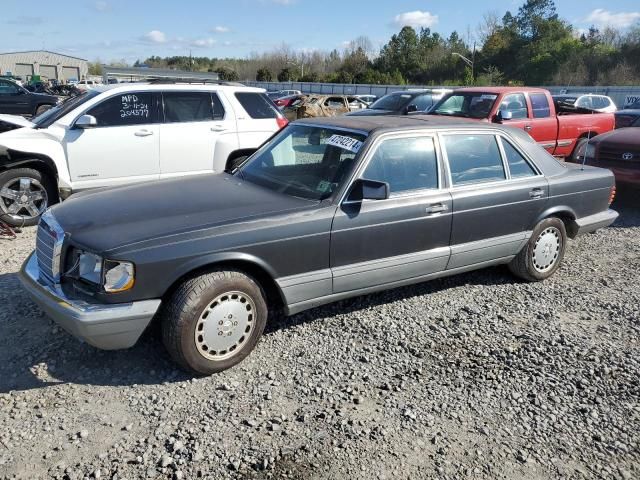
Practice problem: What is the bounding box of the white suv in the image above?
[0,82,287,225]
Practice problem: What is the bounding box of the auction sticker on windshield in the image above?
[326,134,363,153]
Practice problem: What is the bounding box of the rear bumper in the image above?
[19,252,161,350]
[574,209,619,235]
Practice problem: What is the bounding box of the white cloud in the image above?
[93,1,110,12]
[212,25,230,33]
[393,10,439,29]
[141,30,167,44]
[584,9,640,29]
[191,37,217,48]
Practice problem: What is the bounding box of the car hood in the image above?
[346,109,397,116]
[591,128,640,150]
[0,114,35,129]
[51,174,317,254]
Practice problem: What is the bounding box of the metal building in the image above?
[0,50,88,82]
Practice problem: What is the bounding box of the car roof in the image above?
[454,87,549,94]
[295,114,494,134]
[91,83,266,94]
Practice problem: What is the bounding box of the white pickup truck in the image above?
[0,82,287,226]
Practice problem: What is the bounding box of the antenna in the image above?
[581,109,595,171]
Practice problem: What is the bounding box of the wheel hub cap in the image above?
[532,227,561,272]
[195,291,255,361]
[0,177,48,220]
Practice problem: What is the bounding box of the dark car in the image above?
[623,100,640,110]
[20,116,618,375]
[347,89,451,116]
[615,110,640,129]
[0,78,58,116]
[583,128,640,187]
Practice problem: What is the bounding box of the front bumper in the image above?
[574,209,619,235]
[19,252,161,350]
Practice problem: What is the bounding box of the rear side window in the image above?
[412,94,432,111]
[87,92,156,127]
[235,92,279,119]
[163,92,212,123]
[500,138,537,178]
[363,136,438,194]
[530,93,551,118]
[443,134,506,186]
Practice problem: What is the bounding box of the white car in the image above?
[0,82,287,225]
[75,80,102,91]
[552,94,617,113]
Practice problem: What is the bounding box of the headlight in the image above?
[78,252,102,284]
[103,260,135,293]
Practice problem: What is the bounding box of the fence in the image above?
[244,81,640,109]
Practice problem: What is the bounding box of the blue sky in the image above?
[2,0,640,62]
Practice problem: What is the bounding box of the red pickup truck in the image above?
[430,87,615,160]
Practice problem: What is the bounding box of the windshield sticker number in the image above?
[326,134,363,153]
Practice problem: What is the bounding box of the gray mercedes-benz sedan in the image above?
[20,116,618,375]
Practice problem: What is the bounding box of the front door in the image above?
[0,80,27,115]
[64,91,161,189]
[331,135,452,293]
[441,132,548,269]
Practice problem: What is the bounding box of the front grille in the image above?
[36,211,64,286]
[598,146,639,164]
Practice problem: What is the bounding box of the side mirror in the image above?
[74,114,97,129]
[494,109,513,123]
[405,104,418,114]
[346,178,389,203]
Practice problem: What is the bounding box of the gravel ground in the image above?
[0,190,639,480]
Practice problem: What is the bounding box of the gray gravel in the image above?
[1,190,639,480]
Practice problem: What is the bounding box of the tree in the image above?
[256,67,273,82]
[216,67,239,81]
[277,68,293,82]
[88,60,103,76]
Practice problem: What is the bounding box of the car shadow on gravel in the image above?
[611,188,640,228]
[0,264,515,393]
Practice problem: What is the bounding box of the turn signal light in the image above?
[609,185,616,205]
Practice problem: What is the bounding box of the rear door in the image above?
[64,91,161,188]
[159,91,234,178]
[234,91,282,152]
[331,134,452,293]
[441,131,547,269]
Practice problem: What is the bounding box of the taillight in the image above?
[609,185,616,205]
[276,117,288,129]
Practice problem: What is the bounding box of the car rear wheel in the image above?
[34,104,52,116]
[0,168,54,227]
[509,217,567,282]
[570,137,589,163]
[161,269,268,375]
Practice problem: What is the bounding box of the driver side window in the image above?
[0,80,19,95]
[86,93,156,127]
[500,93,528,119]
[363,136,439,194]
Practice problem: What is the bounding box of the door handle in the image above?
[134,130,153,137]
[529,188,544,199]
[524,125,533,131]
[425,203,448,214]
[210,124,227,132]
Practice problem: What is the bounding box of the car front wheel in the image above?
[509,217,567,282]
[161,269,268,375]
[0,168,54,227]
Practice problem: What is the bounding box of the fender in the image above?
[162,250,286,305]
[212,132,241,173]
[533,205,579,237]
[0,131,71,188]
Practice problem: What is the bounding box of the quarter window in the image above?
[500,138,537,178]
[443,134,506,186]
[363,137,439,194]
[235,92,279,119]
[530,93,551,118]
[163,92,213,123]
[87,93,155,127]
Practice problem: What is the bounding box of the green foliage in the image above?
[277,68,293,82]
[216,67,239,81]
[256,67,273,82]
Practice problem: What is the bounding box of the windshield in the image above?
[239,124,367,201]
[432,92,498,119]
[368,93,413,111]
[33,90,100,128]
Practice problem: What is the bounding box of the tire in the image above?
[161,269,268,375]
[34,104,52,116]
[569,137,588,163]
[0,168,56,227]
[508,217,567,282]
